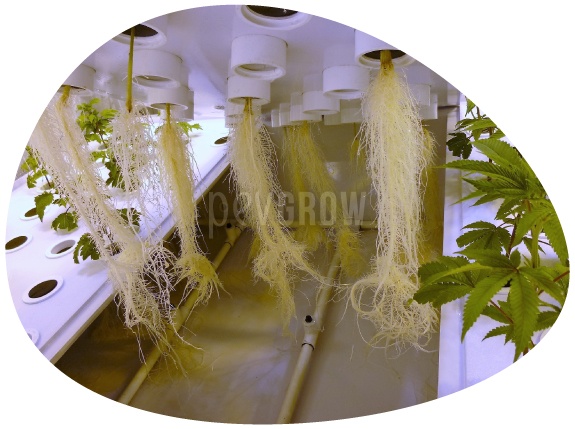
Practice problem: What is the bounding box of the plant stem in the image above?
[489,299,514,324]
[553,270,570,283]
[126,27,135,113]
[243,97,253,114]
[530,225,542,268]
[379,50,393,72]
[507,215,520,257]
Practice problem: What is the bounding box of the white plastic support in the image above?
[354,30,415,68]
[230,34,287,80]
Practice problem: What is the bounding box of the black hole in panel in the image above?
[363,50,407,61]
[5,236,28,250]
[28,280,58,299]
[122,24,158,38]
[247,6,298,18]
[24,207,37,218]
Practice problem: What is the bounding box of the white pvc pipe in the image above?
[117,223,245,404]
[276,252,342,424]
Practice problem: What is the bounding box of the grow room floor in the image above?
[56,228,439,424]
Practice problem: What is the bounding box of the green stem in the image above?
[530,224,542,268]
[379,50,393,73]
[61,84,71,105]
[126,26,135,113]
[507,216,519,257]
[553,270,570,283]
[489,299,513,324]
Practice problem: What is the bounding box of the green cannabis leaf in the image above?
[414,98,569,361]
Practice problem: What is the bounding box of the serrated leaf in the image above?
[421,261,486,286]
[91,150,108,162]
[472,139,521,170]
[73,233,100,264]
[483,325,511,341]
[413,283,473,307]
[509,272,539,361]
[510,249,521,268]
[470,192,504,207]
[53,197,69,208]
[512,208,552,248]
[482,304,511,324]
[465,98,476,116]
[461,118,499,133]
[462,182,529,204]
[117,208,141,227]
[535,311,559,332]
[457,222,511,253]
[462,269,513,340]
[520,267,565,306]
[446,132,472,159]
[34,192,54,221]
[542,213,568,264]
[444,160,518,182]
[458,249,516,269]
[495,198,522,220]
[51,212,78,232]
[105,158,125,189]
[27,169,46,189]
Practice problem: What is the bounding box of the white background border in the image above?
[1,1,573,428]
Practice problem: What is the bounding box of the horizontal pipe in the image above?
[276,252,341,424]
[117,223,244,405]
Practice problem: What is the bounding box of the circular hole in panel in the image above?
[238,5,311,30]
[247,6,298,18]
[23,277,64,304]
[24,207,37,218]
[363,49,407,61]
[113,23,167,48]
[358,49,415,68]
[45,239,77,259]
[240,63,277,73]
[122,24,158,38]
[19,204,51,221]
[133,75,180,89]
[5,235,32,253]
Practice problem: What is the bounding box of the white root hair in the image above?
[29,89,177,348]
[350,55,438,352]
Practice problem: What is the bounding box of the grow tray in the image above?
[6,119,229,362]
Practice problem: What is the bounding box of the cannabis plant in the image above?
[413,99,569,361]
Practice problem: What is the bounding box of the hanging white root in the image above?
[228,103,324,324]
[155,112,222,308]
[350,53,437,351]
[30,89,177,347]
[108,103,164,229]
[283,122,363,277]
